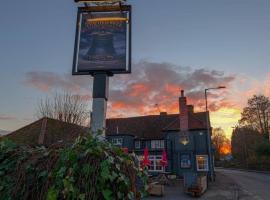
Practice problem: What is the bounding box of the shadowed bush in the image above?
[0,135,147,200]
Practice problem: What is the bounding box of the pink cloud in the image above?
[0,114,16,121]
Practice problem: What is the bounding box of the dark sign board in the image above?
[72,6,131,75]
[180,154,191,169]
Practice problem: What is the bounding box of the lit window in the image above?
[135,141,141,149]
[149,155,164,172]
[151,140,165,149]
[196,155,209,171]
[111,138,123,146]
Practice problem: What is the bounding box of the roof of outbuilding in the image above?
[5,117,88,147]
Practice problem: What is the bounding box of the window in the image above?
[196,155,209,171]
[135,140,141,149]
[151,140,165,149]
[111,138,123,146]
[149,155,164,172]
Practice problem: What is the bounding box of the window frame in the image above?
[150,140,165,149]
[148,155,164,172]
[111,138,123,146]
[135,140,141,149]
[196,155,209,171]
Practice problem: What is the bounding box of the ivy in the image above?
[0,135,147,200]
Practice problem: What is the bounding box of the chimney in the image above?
[179,90,189,131]
[160,112,167,116]
[188,105,194,113]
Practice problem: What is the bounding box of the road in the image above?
[217,168,270,200]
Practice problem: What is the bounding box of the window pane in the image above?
[135,141,140,149]
[196,155,208,171]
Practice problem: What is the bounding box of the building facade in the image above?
[5,90,214,178]
[106,90,213,177]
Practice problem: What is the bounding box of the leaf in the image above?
[57,166,66,178]
[79,193,85,200]
[38,171,48,179]
[46,188,59,200]
[102,189,113,200]
[127,191,134,199]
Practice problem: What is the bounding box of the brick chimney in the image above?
[187,105,194,113]
[179,90,189,131]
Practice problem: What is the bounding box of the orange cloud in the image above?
[111,101,128,109]
[129,83,149,97]
[29,61,270,140]
[165,84,180,96]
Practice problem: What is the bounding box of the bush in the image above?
[0,136,147,200]
[256,142,270,156]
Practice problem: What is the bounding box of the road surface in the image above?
[217,168,270,200]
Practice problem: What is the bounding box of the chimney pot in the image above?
[181,90,184,97]
[160,112,167,116]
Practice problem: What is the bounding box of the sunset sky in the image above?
[1,0,270,138]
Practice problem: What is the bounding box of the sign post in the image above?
[91,73,109,139]
[73,0,131,138]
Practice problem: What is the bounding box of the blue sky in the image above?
[1,0,270,135]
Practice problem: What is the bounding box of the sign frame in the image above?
[72,5,132,75]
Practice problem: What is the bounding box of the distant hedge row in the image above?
[0,135,147,200]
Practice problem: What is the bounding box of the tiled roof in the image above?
[5,118,88,147]
[106,112,207,139]
[106,114,178,139]
[4,111,208,146]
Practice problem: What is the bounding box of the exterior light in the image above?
[218,86,226,89]
[87,17,129,23]
[179,134,189,145]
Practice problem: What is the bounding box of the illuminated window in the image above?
[196,155,209,171]
[151,140,165,149]
[111,138,123,146]
[135,141,141,149]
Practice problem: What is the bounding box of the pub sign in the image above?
[72,5,131,75]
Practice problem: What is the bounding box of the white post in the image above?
[90,73,109,140]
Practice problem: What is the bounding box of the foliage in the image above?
[0,136,147,200]
[230,126,270,171]
[231,126,263,161]
[212,127,230,160]
[239,95,270,139]
[255,141,270,156]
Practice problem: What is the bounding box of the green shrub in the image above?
[256,142,270,156]
[0,136,147,200]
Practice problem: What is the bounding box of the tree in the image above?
[212,127,230,160]
[231,125,270,170]
[36,92,89,126]
[239,95,270,140]
[231,126,263,164]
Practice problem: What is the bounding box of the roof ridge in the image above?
[7,117,47,136]
[107,113,179,120]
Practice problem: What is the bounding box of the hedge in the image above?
[0,135,147,200]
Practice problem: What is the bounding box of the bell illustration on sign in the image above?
[77,12,127,72]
